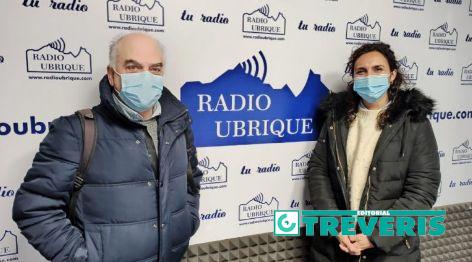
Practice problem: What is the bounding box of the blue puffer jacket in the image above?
[12,76,202,262]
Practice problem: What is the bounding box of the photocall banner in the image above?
[1,0,471,260]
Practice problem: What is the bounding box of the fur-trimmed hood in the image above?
[316,88,436,129]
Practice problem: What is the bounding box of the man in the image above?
[12,33,202,262]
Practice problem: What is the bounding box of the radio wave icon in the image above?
[258,4,270,16]
[48,38,66,53]
[399,57,409,67]
[199,157,211,168]
[239,51,268,82]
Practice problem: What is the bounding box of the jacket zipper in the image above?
[329,113,348,209]
[332,122,347,195]
[157,109,188,260]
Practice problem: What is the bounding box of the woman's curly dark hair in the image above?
[344,42,405,128]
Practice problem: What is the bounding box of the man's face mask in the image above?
[114,69,164,112]
[353,74,390,104]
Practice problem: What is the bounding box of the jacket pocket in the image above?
[99,219,159,262]
[169,207,192,248]
[84,224,102,262]
[388,236,419,256]
[377,161,404,181]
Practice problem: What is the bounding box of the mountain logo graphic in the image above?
[199,157,228,185]
[26,38,92,74]
[452,140,472,162]
[461,63,472,82]
[346,14,381,41]
[181,50,329,147]
[398,57,419,81]
[107,0,164,26]
[242,5,286,35]
[292,152,312,176]
[239,193,279,221]
[429,23,458,47]
[0,231,18,257]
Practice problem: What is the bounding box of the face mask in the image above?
[114,69,164,112]
[353,74,390,103]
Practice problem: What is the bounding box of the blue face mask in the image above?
[114,70,164,112]
[353,74,390,103]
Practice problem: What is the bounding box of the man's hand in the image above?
[349,234,374,252]
[337,234,361,256]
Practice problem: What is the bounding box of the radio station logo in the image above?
[198,157,228,190]
[393,0,425,11]
[239,193,279,224]
[107,0,164,32]
[242,5,286,40]
[452,140,472,164]
[291,151,312,180]
[398,57,419,81]
[201,209,227,221]
[461,62,472,85]
[181,51,329,147]
[429,23,458,50]
[345,14,381,44]
[0,116,51,137]
[0,230,18,257]
[26,38,92,74]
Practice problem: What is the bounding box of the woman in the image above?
[307,42,440,262]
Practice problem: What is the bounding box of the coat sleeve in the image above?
[184,117,203,236]
[307,120,339,210]
[369,119,441,253]
[12,116,88,262]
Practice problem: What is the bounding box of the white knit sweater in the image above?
[346,105,384,210]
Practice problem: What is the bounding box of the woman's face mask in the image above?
[353,74,390,104]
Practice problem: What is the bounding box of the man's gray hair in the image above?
[108,33,164,68]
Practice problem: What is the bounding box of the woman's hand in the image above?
[350,234,375,251]
[337,234,361,256]
[337,234,374,255]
